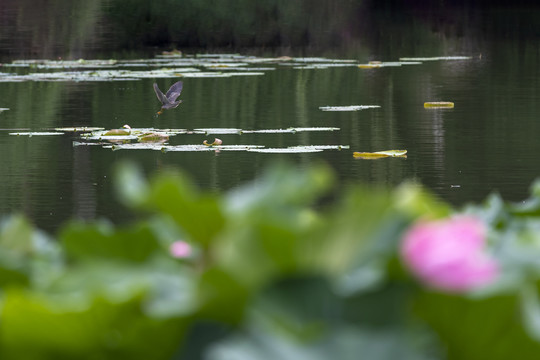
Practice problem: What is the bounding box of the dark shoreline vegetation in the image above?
[3,162,540,359]
[1,1,539,60]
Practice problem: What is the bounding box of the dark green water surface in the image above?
[1,5,539,234]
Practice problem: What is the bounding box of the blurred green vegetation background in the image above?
[3,162,540,359]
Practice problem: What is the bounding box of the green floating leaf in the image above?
[138,132,169,143]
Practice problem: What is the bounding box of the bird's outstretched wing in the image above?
[165,81,183,102]
[153,83,170,105]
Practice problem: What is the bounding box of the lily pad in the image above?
[353,150,408,159]
[55,127,105,132]
[399,56,472,61]
[104,125,132,136]
[107,143,165,151]
[319,106,380,111]
[242,127,340,134]
[248,147,324,153]
[301,145,349,150]
[73,141,109,147]
[164,145,263,152]
[193,128,242,135]
[9,132,64,136]
[0,108,9,112]
[83,128,183,140]
[138,133,169,143]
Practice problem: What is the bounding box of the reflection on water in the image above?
[0,4,539,233]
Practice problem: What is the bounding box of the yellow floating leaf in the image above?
[358,64,380,69]
[424,101,454,108]
[353,150,407,159]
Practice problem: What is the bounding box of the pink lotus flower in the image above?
[401,216,498,292]
[170,240,192,258]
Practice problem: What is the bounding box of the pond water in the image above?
[1,7,539,234]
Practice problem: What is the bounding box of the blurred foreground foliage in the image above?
[3,162,540,359]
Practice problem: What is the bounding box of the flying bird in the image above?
[153,81,183,115]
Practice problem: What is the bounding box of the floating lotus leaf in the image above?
[104,125,132,136]
[163,145,263,152]
[82,134,138,141]
[202,63,249,68]
[55,127,105,132]
[228,72,266,76]
[243,127,340,134]
[9,132,64,136]
[353,150,407,159]
[248,147,323,153]
[138,133,169,143]
[108,143,165,151]
[72,141,109,147]
[0,108,9,112]
[194,128,242,135]
[302,145,349,150]
[241,129,294,134]
[319,105,380,111]
[399,56,472,61]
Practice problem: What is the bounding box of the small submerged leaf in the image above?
[424,101,455,109]
[319,105,380,112]
[353,150,408,159]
